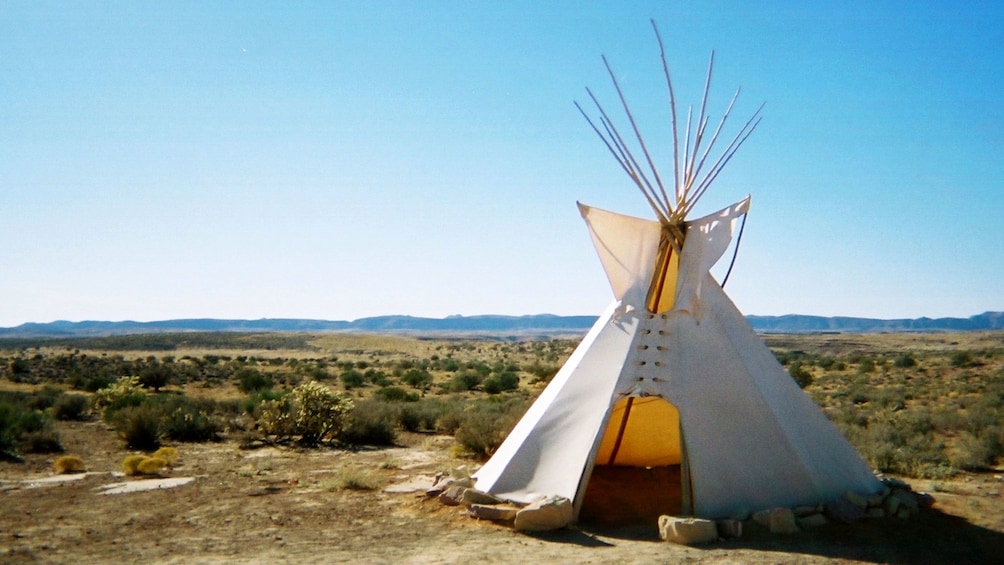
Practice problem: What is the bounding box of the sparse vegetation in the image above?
[2,331,1002,479]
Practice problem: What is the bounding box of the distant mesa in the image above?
[0,312,1001,339]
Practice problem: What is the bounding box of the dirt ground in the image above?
[2,421,1002,564]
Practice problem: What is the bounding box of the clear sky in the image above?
[3,1,1002,327]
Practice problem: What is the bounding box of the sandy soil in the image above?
[1,421,1002,564]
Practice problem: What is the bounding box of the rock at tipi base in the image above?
[658,516,718,545]
[824,498,868,524]
[468,503,519,522]
[513,496,573,532]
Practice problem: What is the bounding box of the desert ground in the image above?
[1,331,1003,563]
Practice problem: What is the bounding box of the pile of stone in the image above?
[427,466,573,532]
[659,476,936,545]
[428,469,934,541]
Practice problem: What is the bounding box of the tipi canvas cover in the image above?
[472,198,880,519]
[473,28,880,520]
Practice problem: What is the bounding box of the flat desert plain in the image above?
[1,331,1003,563]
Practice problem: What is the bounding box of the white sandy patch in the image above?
[383,474,437,494]
[21,472,105,489]
[97,476,195,495]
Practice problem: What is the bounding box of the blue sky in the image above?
[3,1,1002,327]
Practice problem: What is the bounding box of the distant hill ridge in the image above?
[1,312,1002,339]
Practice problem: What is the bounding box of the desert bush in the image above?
[236,369,273,393]
[112,404,163,450]
[340,369,365,389]
[482,372,519,394]
[20,428,63,453]
[453,397,530,459]
[856,357,876,374]
[950,351,977,368]
[339,399,397,446]
[525,362,560,384]
[0,403,19,457]
[374,386,418,402]
[92,376,147,419]
[398,400,442,432]
[243,389,284,415]
[28,385,63,411]
[401,369,432,390]
[54,454,86,474]
[433,402,465,435]
[444,371,481,392]
[0,398,62,457]
[159,396,222,442]
[139,364,172,391]
[52,393,90,421]
[364,369,390,387]
[947,432,995,471]
[893,353,918,368]
[256,381,353,445]
[787,362,813,388]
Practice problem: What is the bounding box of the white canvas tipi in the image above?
[472,28,880,522]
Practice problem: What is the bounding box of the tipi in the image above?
[472,25,880,523]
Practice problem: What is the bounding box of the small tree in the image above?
[402,369,432,390]
[256,381,353,445]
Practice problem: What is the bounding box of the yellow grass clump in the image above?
[122,455,147,476]
[153,446,180,465]
[136,457,167,476]
[54,455,86,474]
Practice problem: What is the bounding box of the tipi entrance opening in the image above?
[578,396,686,526]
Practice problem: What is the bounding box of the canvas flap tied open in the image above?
[579,197,750,317]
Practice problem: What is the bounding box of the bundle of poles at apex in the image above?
[574,19,765,255]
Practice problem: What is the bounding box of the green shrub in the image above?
[92,376,147,419]
[236,369,273,393]
[339,399,397,446]
[52,393,91,421]
[28,386,63,411]
[483,372,519,394]
[402,369,432,390]
[21,428,63,453]
[444,372,481,392]
[256,381,353,445]
[454,397,529,459]
[893,354,918,368]
[81,374,114,393]
[525,362,560,384]
[374,386,418,402]
[947,431,996,471]
[856,358,876,374]
[112,404,163,451]
[160,396,222,442]
[364,369,390,387]
[243,389,284,415]
[398,401,442,432]
[139,364,172,391]
[788,362,813,388]
[950,351,977,368]
[340,369,365,389]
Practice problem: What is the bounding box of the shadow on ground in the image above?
[546,508,1004,564]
